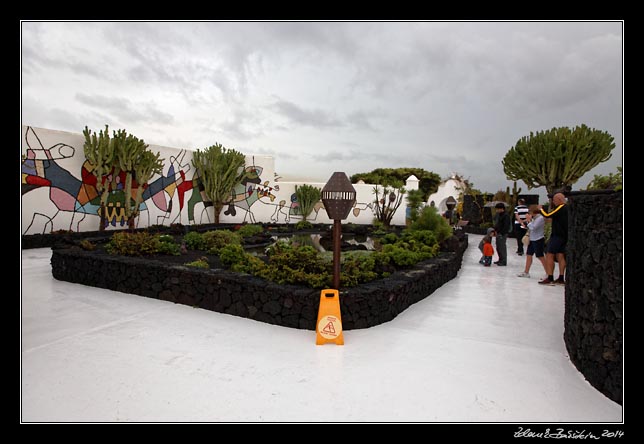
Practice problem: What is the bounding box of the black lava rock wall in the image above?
[462,194,489,226]
[51,236,467,331]
[565,190,622,404]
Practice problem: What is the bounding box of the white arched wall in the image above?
[427,178,466,214]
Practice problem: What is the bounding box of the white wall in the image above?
[426,177,466,214]
[21,126,417,234]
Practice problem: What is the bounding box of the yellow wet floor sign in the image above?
[316,289,344,345]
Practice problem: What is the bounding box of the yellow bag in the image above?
[522,231,530,247]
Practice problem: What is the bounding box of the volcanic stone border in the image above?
[565,190,622,404]
[51,235,467,331]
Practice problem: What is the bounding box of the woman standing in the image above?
[517,207,547,278]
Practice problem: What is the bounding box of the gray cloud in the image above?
[218,109,265,140]
[76,93,174,125]
[311,150,359,162]
[346,111,377,131]
[21,22,622,201]
[244,146,298,161]
[272,100,342,128]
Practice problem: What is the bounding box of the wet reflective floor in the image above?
[20,236,622,422]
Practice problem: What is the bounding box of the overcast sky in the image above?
[21,21,622,200]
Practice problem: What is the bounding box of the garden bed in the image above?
[50,233,468,330]
[21,222,397,250]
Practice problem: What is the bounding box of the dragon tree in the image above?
[502,124,616,196]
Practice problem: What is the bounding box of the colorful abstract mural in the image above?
[22,126,415,235]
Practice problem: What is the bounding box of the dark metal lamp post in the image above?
[321,172,357,289]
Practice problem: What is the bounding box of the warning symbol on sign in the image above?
[317,314,342,341]
[322,321,335,335]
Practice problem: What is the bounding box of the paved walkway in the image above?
[21,236,623,422]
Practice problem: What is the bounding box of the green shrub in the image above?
[260,242,332,288]
[295,220,313,231]
[156,239,181,256]
[183,231,205,250]
[378,244,421,267]
[158,234,174,244]
[106,231,160,256]
[218,244,268,275]
[370,219,391,236]
[202,230,242,254]
[185,257,209,268]
[231,255,266,275]
[409,206,453,243]
[237,224,264,238]
[106,232,182,256]
[380,233,400,245]
[402,229,437,248]
[219,243,247,267]
[156,234,180,255]
[340,254,377,287]
[212,226,441,288]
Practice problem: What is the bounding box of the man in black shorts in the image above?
[538,192,568,285]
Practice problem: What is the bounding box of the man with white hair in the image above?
[538,192,568,286]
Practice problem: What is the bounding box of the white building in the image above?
[426,173,468,214]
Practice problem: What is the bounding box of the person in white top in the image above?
[517,207,548,278]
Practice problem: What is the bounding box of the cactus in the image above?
[510,181,522,204]
[294,184,322,222]
[112,130,164,229]
[502,124,615,196]
[83,125,115,230]
[131,149,164,226]
[192,143,245,224]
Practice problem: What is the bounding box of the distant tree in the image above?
[373,184,406,228]
[351,168,441,201]
[502,124,616,195]
[192,143,245,224]
[406,189,425,223]
[294,184,322,222]
[585,167,622,191]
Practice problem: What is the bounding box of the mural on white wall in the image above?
[22,127,95,233]
[22,126,414,234]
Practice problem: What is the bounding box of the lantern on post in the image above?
[321,172,357,289]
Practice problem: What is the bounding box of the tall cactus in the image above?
[192,143,245,224]
[132,149,164,224]
[502,124,615,196]
[510,181,522,205]
[294,184,321,222]
[83,125,115,231]
[113,130,164,229]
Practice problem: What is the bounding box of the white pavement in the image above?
[21,236,623,422]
